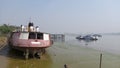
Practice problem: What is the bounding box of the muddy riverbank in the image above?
[0,37,7,49]
[0,42,120,68]
[0,35,120,68]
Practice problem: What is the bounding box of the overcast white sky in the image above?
[0,0,120,34]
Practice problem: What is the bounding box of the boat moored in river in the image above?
[8,22,53,59]
[76,34,101,40]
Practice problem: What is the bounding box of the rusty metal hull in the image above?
[8,31,53,59]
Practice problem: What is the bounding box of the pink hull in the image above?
[8,32,53,52]
[8,23,53,59]
[14,39,52,48]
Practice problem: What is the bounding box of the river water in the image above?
[0,35,120,68]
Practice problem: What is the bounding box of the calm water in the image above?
[0,35,120,68]
[66,35,120,55]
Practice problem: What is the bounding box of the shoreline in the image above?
[0,37,7,49]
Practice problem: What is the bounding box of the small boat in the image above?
[76,35,98,40]
[76,35,84,40]
[92,34,102,37]
[8,22,53,59]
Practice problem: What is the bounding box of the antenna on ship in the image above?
[29,17,32,23]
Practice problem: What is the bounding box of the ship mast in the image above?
[29,17,32,23]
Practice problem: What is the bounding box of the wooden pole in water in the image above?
[64,64,68,68]
[99,53,102,68]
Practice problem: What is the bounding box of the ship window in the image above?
[19,33,29,39]
[37,33,43,39]
[29,32,36,39]
[44,34,49,40]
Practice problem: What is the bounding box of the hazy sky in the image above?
[0,0,120,34]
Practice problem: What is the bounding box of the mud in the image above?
[0,35,120,68]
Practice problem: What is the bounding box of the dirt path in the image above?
[0,37,7,49]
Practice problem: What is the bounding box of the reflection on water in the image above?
[7,53,52,68]
[0,46,53,68]
[66,35,120,55]
[76,39,98,46]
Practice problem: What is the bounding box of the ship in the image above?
[8,22,53,59]
[76,34,101,40]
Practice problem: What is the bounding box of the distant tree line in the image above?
[0,24,19,36]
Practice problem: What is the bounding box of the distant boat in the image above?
[8,22,53,59]
[76,34,101,40]
[92,34,102,37]
[76,35,84,40]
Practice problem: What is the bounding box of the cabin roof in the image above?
[12,31,50,34]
